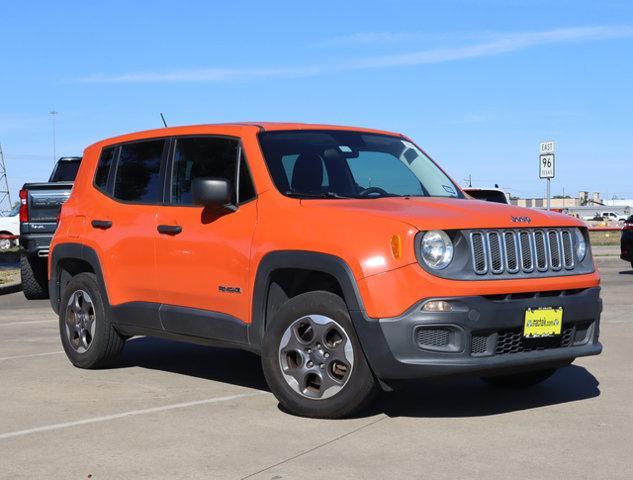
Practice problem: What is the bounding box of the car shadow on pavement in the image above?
[115,337,599,418]
[364,364,600,418]
[618,270,633,275]
[112,337,270,392]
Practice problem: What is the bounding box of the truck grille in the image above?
[469,229,575,276]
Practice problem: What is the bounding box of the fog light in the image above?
[422,300,453,312]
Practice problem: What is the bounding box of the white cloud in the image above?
[76,26,633,84]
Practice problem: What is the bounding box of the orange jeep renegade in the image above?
[49,123,602,418]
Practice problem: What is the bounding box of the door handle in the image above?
[157,225,182,235]
[91,219,112,230]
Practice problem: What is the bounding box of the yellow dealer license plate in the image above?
[524,307,563,338]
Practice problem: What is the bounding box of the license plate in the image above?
[524,307,563,338]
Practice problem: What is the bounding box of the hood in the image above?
[300,197,584,231]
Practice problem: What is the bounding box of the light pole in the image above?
[49,110,58,162]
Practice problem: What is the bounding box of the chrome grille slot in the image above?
[504,231,519,273]
[561,230,574,269]
[471,232,488,274]
[519,231,534,272]
[548,230,562,270]
[468,228,578,277]
[487,232,503,274]
[533,231,548,271]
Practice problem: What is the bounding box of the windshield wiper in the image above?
[284,191,352,199]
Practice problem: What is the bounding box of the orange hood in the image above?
[300,197,583,231]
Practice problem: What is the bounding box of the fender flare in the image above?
[49,242,108,314]
[248,250,365,349]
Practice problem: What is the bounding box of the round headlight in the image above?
[420,230,454,269]
[575,228,587,261]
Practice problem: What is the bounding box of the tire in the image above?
[59,272,125,369]
[481,368,557,388]
[261,291,376,418]
[20,253,49,300]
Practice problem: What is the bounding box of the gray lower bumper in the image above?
[352,287,602,380]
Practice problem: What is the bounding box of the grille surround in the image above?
[469,228,576,277]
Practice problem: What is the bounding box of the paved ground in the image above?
[0,252,631,479]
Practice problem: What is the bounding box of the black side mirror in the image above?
[191,178,234,210]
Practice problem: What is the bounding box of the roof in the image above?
[87,122,405,151]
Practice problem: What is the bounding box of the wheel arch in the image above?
[248,251,365,350]
[49,243,108,315]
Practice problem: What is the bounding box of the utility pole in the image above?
[0,143,12,215]
[49,110,58,163]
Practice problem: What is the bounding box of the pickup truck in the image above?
[19,156,81,298]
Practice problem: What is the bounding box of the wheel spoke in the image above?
[71,293,82,314]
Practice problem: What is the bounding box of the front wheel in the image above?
[261,291,376,418]
[481,368,557,388]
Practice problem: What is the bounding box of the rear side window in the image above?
[171,137,255,205]
[114,140,165,203]
[94,147,115,191]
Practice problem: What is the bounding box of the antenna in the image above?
[160,113,168,128]
[0,143,12,215]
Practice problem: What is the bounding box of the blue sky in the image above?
[1,0,632,204]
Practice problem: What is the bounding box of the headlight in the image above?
[420,230,454,269]
[575,228,587,261]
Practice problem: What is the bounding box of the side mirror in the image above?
[191,178,234,210]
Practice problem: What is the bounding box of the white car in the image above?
[0,204,19,250]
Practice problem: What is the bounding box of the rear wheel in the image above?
[20,253,49,299]
[59,272,125,368]
[481,368,557,388]
[261,291,376,418]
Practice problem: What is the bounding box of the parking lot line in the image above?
[0,392,265,440]
[0,319,55,327]
[0,351,63,361]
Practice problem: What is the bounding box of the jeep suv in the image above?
[49,123,602,418]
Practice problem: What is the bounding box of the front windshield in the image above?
[258,130,462,199]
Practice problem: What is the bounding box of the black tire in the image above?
[20,253,49,300]
[261,291,376,418]
[59,272,125,368]
[481,368,557,388]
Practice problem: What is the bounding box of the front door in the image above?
[155,136,258,335]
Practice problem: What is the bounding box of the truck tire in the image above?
[20,254,49,300]
[59,272,125,368]
[261,291,376,418]
[481,368,557,388]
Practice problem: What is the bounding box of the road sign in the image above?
[540,141,555,155]
[539,154,555,179]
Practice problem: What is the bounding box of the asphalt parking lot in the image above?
[1,252,632,480]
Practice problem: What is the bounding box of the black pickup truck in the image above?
[19,156,81,299]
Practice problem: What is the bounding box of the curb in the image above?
[0,282,22,295]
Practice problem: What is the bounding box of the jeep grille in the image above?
[469,229,575,276]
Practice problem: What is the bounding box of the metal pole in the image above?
[49,110,58,163]
[547,178,551,210]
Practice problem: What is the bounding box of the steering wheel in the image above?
[358,186,389,197]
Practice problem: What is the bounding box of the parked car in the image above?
[463,187,510,204]
[49,124,602,418]
[621,215,633,269]
[582,211,628,223]
[0,203,20,250]
[19,156,81,298]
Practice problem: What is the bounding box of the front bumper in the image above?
[352,286,602,380]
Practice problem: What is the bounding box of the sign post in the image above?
[539,141,555,210]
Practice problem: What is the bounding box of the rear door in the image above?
[88,139,167,317]
[155,136,257,335]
